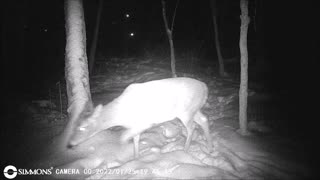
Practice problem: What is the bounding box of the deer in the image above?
[68,77,212,158]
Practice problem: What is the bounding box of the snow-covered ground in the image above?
[9,58,315,179]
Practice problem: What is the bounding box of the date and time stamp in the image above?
[83,168,149,175]
[55,167,173,176]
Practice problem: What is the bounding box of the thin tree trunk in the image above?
[161,0,177,78]
[57,0,93,150]
[210,0,226,77]
[238,0,250,135]
[89,0,103,74]
[256,0,265,66]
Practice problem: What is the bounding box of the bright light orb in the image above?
[125,14,130,18]
[130,32,135,37]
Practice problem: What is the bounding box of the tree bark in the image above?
[57,0,93,149]
[161,0,177,78]
[89,0,103,74]
[239,0,250,135]
[210,0,226,77]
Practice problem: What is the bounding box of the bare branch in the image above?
[171,0,180,33]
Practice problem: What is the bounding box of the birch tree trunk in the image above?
[238,0,250,135]
[58,0,93,149]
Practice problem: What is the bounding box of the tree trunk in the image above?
[238,0,250,135]
[161,0,177,78]
[89,0,103,74]
[57,0,93,150]
[210,0,226,77]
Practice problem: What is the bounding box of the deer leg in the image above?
[194,111,212,151]
[181,116,196,151]
[121,129,140,158]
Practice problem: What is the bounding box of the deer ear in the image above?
[91,104,103,118]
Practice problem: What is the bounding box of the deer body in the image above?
[69,77,212,158]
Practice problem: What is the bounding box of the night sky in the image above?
[2,0,318,121]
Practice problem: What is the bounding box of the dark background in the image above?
[2,0,317,94]
[2,0,318,155]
